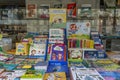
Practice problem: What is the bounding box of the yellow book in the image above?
[16,42,29,55]
[86,40,90,48]
[43,72,66,80]
[90,40,94,49]
[22,65,32,69]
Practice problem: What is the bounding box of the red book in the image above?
[67,2,77,18]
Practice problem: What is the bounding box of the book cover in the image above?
[83,49,98,60]
[67,2,77,18]
[47,61,69,76]
[49,28,64,44]
[43,72,66,80]
[80,4,92,17]
[29,44,46,58]
[15,43,29,55]
[50,44,66,61]
[70,67,105,80]
[66,22,91,39]
[49,9,66,28]
[26,4,37,18]
[68,48,83,59]
[38,4,49,19]
[34,61,48,70]
[21,70,42,80]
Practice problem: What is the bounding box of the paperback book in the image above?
[49,9,66,28]
[66,22,91,39]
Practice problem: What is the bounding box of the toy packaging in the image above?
[49,9,66,28]
[16,43,29,55]
[68,48,83,59]
[66,22,91,39]
[43,72,66,80]
[50,44,66,61]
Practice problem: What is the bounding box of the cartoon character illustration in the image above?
[52,53,56,60]
[31,50,36,56]
[58,53,63,60]
[68,24,79,34]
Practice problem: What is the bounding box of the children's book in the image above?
[26,4,37,18]
[47,61,69,76]
[29,44,46,59]
[67,2,77,18]
[49,9,66,28]
[49,28,64,44]
[80,4,92,17]
[16,43,29,55]
[66,22,91,39]
[38,4,49,19]
[70,67,105,80]
[43,72,66,80]
[83,49,98,60]
[21,70,42,80]
[50,44,66,61]
[68,48,83,59]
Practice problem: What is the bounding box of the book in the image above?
[49,28,65,44]
[70,68,105,80]
[47,61,69,76]
[83,49,98,60]
[50,44,66,61]
[68,48,83,59]
[67,2,77,18]
[66,22,91,39]
[15,43,29,55]
[43,72,66,80]
[80,4,92,17]
[49,9,66,28]
[26,4,37,18]
[38,4,49,19]
[21,70,42,80]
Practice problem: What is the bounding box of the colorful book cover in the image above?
[67,2,77,18]
[66,22,91,39]
[21,70,42,80]
[26,4,37,18]
[49,9,66,28]
[29,44,46,57]
[16,43,29,55]
[83,49,98,60]
[43,72,66,80]
[70,67,105,80]
[50,44,66,61]
[47,61,69,76]
[38,4,49,18]
[49,28,64,44]
[68,48,83,59]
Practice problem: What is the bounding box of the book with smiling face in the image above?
[49,9,66,28]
